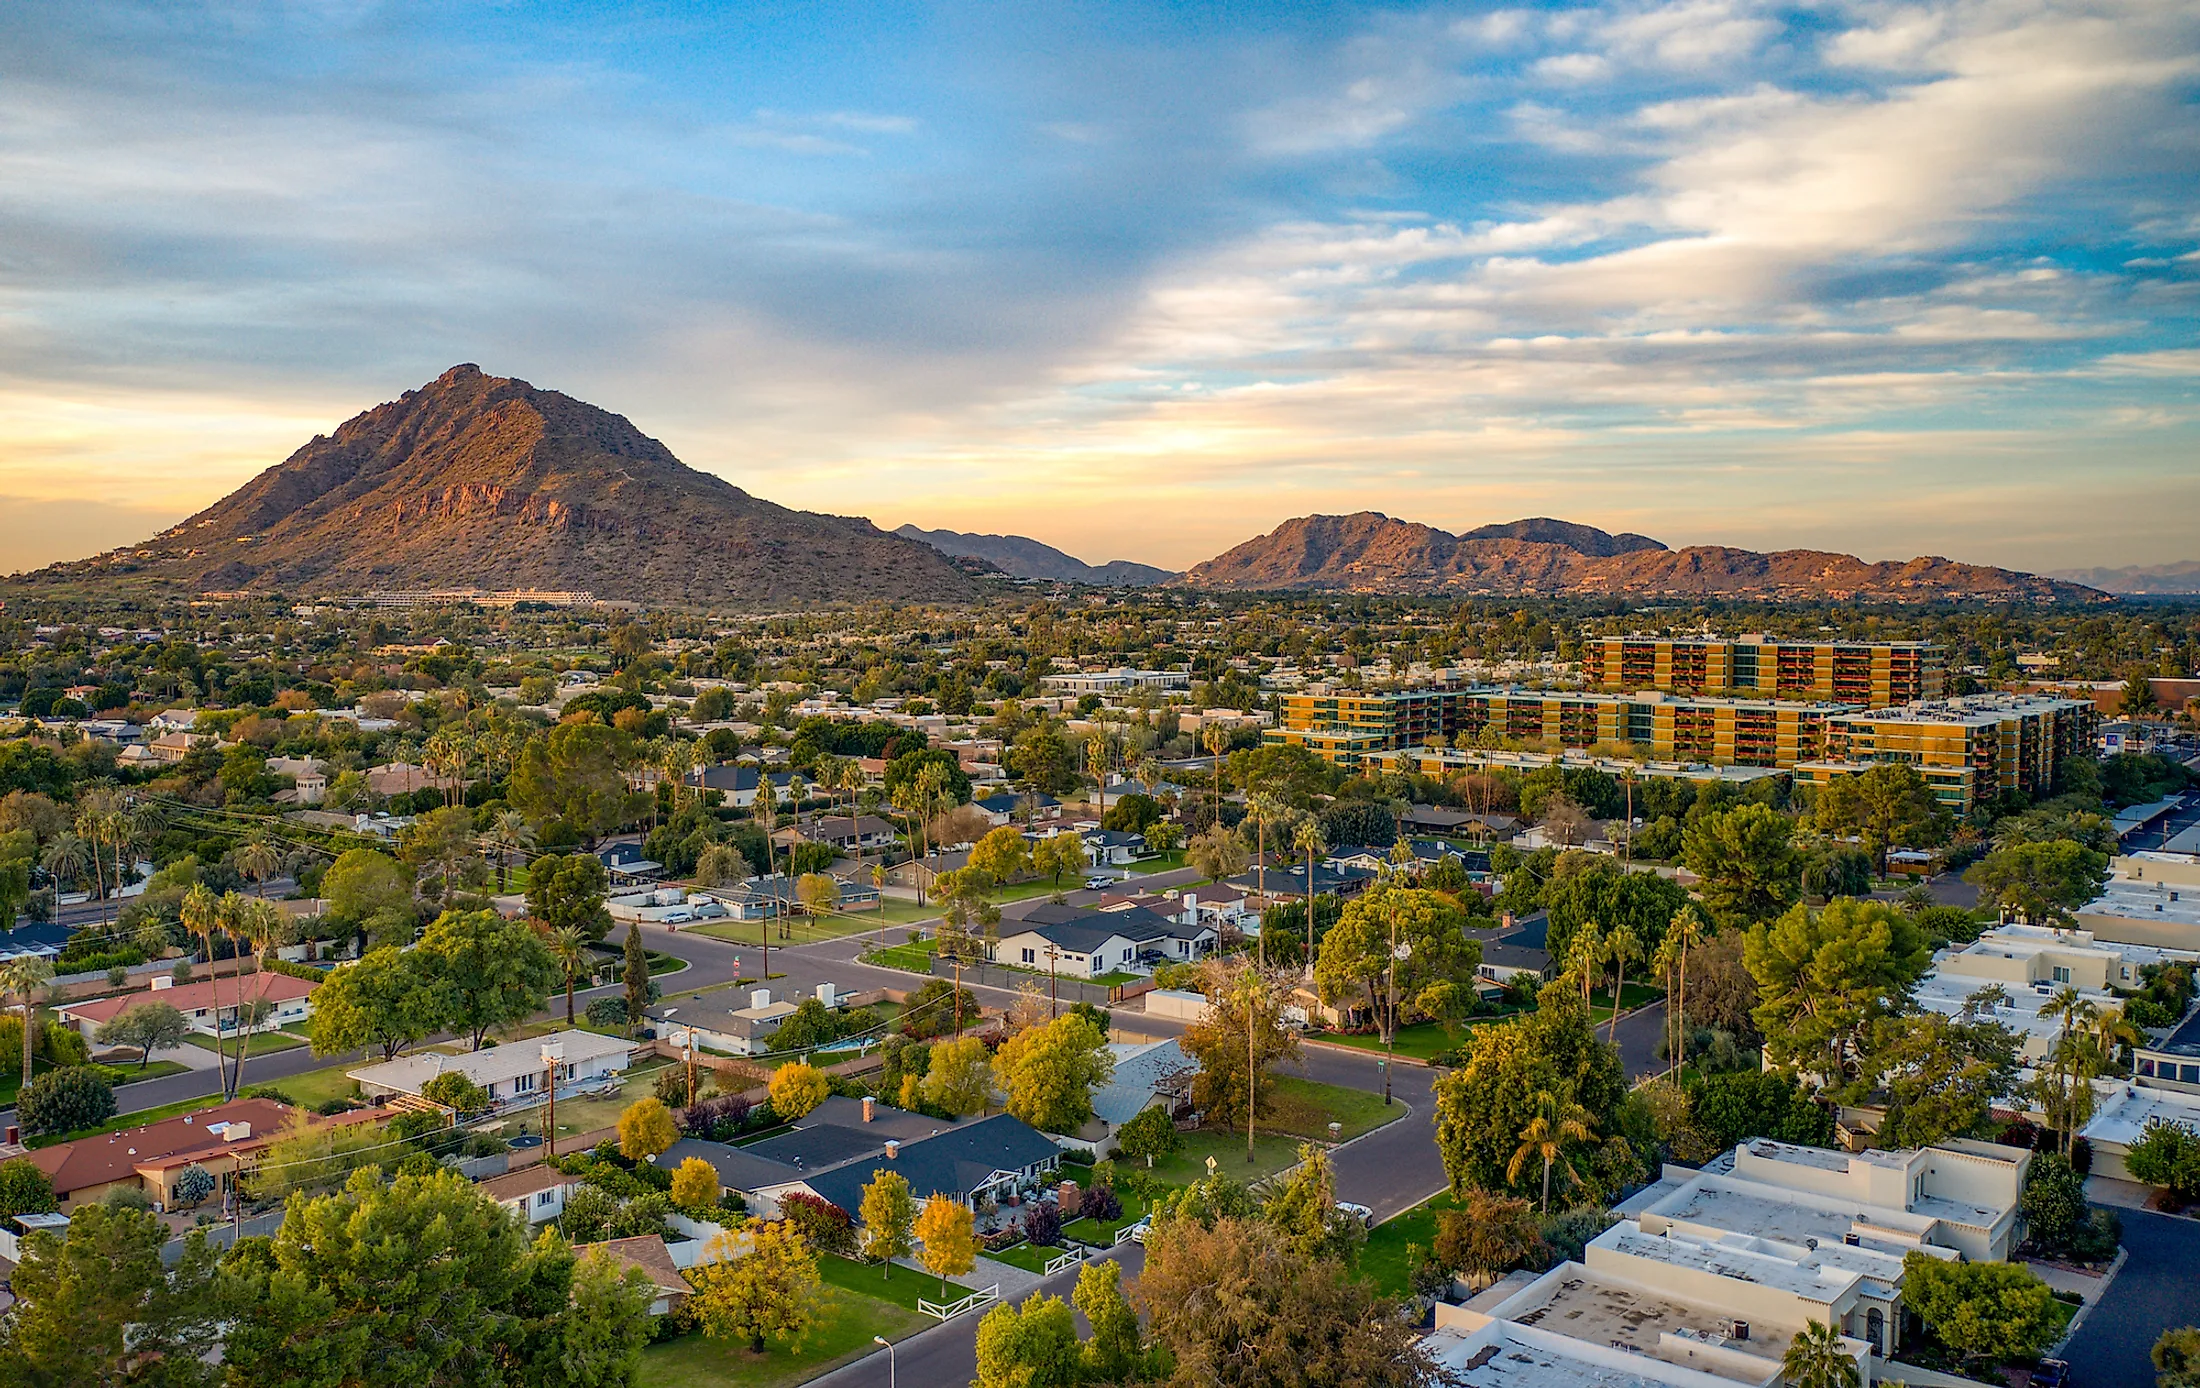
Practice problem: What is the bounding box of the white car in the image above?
[1335,1202,1374,1228]
[1084,874,1115,890]
[1128,1217,1153,1244]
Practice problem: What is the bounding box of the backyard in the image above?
[637,1286,925,1388]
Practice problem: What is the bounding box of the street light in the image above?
[873,1335,896,1388]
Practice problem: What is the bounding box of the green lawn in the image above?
[27,1089,223,1147]
[817,1253,973,1312]
[239,1056,365,1111]
[1308,1020,1493,1062]
[860,938,940,974]
[109,1059,193,1085]
[186,1030,308,1058]
[1090,970,1142,987]
[1142,1129,1306,1187]
[1264,1075,1406,1142]
[1063,1192,1149,1245]
[1122,850,1190,876]
[1586,982,1664,1013]
[638,1289,925,1388]
[1357,1191,1463,1296]
[980,1240,1066,1274]
[527,1058,674,1142]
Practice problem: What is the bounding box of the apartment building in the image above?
[1424,1137,2027,1387]
[1914,923,2193,1063]
[1270,686,1843,771]
[1794,693,2099,813]
[1583,637,1945,708]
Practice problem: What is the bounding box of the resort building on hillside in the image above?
[1582,637,1945,708]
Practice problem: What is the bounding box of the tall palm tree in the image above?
[548,925,591,1025]
[1246,791,1285,967]
[1568,921,1605,1012]
[483,809,535,891]
[1201,724,1230,828]
[235,836,283,898]
[1508,1089,1595,1212]
[754,775,779,880]
[1652,932,1686,1078]
[1086,731,1112,824]
[0,955,55,1086]
[2041,984,2094,1149]
[1780,1319,1861,1388]
[40,833,91,898]
[1666,906,1707,1076]
[1293,818,1328,980]
[73,804,109,925]
[1226,963,1276,1165]
[221,894,286,1100]
[1603,923,1643,1041]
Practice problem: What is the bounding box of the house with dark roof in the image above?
[1475,912,1553,986]
[798,1115,1063,1220]
[687,764,793,809]
[990,901,1214,977]
[975,791,1060,826]
[1079,827,1147,865]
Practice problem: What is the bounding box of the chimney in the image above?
[884,1140,900,1160]
[862,1097,875,1123]
[751,988,772,1009]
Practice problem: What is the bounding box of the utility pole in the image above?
[952,954,965,1038]
[542,1040,564,1159]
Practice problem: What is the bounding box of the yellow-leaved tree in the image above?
[617,1097,678,1162]
[687,1222,820,1354]
[671,1156,721,1213]
[859,1168,917,1279]
[914,1194,977,1296]
[769,1060,830,1120]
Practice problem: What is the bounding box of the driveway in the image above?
[2060,1208,2200,1388]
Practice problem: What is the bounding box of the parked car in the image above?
[1084,874,1114,890]
[2030,1360,2069,1388]
[1335,1202,1374,1228]
[1128,1217,1153,1244]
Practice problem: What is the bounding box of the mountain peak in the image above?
[33,368,975,607]
[895,524,1174,586]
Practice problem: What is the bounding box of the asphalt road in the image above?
[2061,1208,2200,1388]
[811,1045,1448,1388]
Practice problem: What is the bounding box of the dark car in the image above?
[2031,1359,2070,1388]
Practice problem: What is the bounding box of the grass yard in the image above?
[817,1253,972,1312]
[637,1289,925,1388]
[860,937,940,974]
[185,1030,308,1058]
[1264,1074,1406,1142]
[1143,1128,1306,1187]
[1090,970,1143,987]
[1063,1192,1149,1245]
[1308,1020,1486,1062]
[109,1059,193,1085]
[1357,1191,1463,1296]
[1121,850,1190,875]
[239,1056,366,1111]
[979,1240,1066,1274]
[1586,981,1664,1013]
[529,1058,675,1142]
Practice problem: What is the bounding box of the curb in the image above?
[2050,1244,2127,1354]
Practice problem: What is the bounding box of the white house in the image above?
[347,1030,632,1112]
[476,1164,582,1225]
[57,972,318,1044]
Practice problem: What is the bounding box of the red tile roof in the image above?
[56,971,317,1027]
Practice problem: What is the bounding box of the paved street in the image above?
[2061,1208,2200,1388]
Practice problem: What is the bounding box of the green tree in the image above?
[0,1158,57,1224]
[510,720,632,838]
[1073,1258,1146,1382]
[2155,1326,2200,1388]
[768,1060,831,1119]
[969,825,1035,882]
[422,1071,492,1114]
[975,1291,1082,1388]
[0,1204,222,1387]
[16,1066,115,1136]
[1809,762,1949,878]
[1901,1251,2059,1368]
[1312,884,1481,1044]
[1780,1319,1861,1388]
[309,946,442,1060]
[1681,803,1802,927]
[1507,1089,1595,1212]
[1180,960,1300,1138]
[1860,1009,2020,1149]
[1744,898,1930,1089]
[915,1193,978,1296]
[617,1097,678,1161]
[1965,839,2112,926]
[93,999,190,1069]
[1032,832,1088,887]
[546,925,592,1027]
[1264,1144,1362,1262]
[525,853,614,942]
[671,1156,722,1213]
[1433,1190,1545,1289]
[921,1035,995,1117]
[2124,1121,2200,1202]
[1434,982,1629,1197]
[1116,1105,1182,1166]
[321,847,417,931]
[1690,1070,1833,1150]
[859,1168,917,1277]
[993,1012,1114,1135]
[2020,1153,2090,1258]
[0,954,54,1086]
[687,1220,822,1354]
[414,908,558,1050]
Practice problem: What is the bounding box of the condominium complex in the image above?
[1583,636,1944,707]
[1914,923,2194,1064]
[1795,693,2099,811]
[1422,1137,2028,1387]
[1269,686,1843,770]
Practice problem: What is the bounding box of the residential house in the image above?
[1912,923,2191,1065]
[347,1029,632,1111]
[974,791,1060,827]
[578,1236,691,1316]
[770,814,898,853]
[646,985,841,1057]
[56,971,318,1044]
[1399,805,1521,841]
[366,762,459,799]
[145,730,217,764]
[24,1096,384,1210]
[992,901,1211,977]
[596,839,663,885]
[477,1164,583,1225]
[797,1114,1064,1219]
[687,764,792,809]
[887,849,971,895]
[1080,828,1147,866]
[267,756,329,805]
[1088,1039,1194,1141]
[1473,914,1554,988]
[664,1095,945,1215]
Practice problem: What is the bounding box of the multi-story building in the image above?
[1794,693,2099,813]
[1583,636,1944,708]
[1270,686,1844,771]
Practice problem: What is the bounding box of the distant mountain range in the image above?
[21,366,978,607]
[893,524,1174,586]
[2045,561,2200,595]
[1175,512,2105,602]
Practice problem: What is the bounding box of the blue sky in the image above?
[2,0,2196,573]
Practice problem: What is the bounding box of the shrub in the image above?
[16,1066,116,1136]
[1115,1106,1182,1164]
[561,1185,620,1243]
[1080,1183,1123,1225]
[1023,1201,1063,1247]
[780,1190,856,1256]
[2020,1155,2089,1258]
[172,1163,217,1208]
[584,996,629,1029]
[420,1072,489,1113]
[654,1065,709,1108]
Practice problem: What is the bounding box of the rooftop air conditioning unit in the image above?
[1844,1232,1862,1246]
[1729,1321,1750,1342]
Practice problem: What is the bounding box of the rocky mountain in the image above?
[1176,512,2106,602]
[2045,561,2200,595]
[30,366,978,607]
[894,524,1174,586]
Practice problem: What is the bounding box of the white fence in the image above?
[1043,1249,1082,1275]
[919,1283,1001,1320]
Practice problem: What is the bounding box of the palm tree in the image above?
[1780,1319,1860,1388]
[483,809,535,891]
[2042,985,2094,1150]
[235,836,283,897]
[1666,906,1707,1076]
[222,894,286,1099]
[1603,923,1643,1041]
[1226,963,1276,1165]
[1246,791,1285,967]
[1293,818,1328,979]
[1201,724,1230,828]
[40,833,91,898]
[1567,921,1605,1011]
[754,776,779,880]
[548,926,591,1025]
[1086,731,1112,823]
[1652,932,1686,1078]
[1507,1089,1594,1212]
[0,955,55,1086]
[73,804,109,925]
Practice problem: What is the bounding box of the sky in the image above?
[2,0,2197,576]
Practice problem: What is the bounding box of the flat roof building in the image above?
[1795,694,2098,813]
[1583,636,1944,708]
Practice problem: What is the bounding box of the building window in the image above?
[1022,948,1036,964]
[2051,966,2072,984]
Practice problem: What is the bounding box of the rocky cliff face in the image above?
[37,365,978,607]
[1176,512,2104,602]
